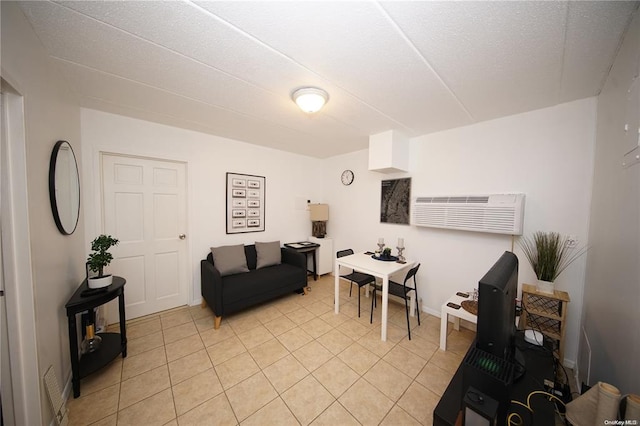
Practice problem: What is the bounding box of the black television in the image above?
[462,251,521,424]
[476,251,518,360]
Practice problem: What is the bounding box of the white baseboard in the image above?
[423,306,440,317]
[62,370,72,403]
[424,306,477,331]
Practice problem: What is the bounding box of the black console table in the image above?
[284,242,320,281]
[434,335,556,425]
[65,276,127,398]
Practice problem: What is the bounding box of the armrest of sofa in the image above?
[200,259,223,316]
[281,247,306,270]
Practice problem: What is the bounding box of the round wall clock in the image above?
[341,169,354,186]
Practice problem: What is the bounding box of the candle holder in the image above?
[377,242,385,253]
[396,246,405,262]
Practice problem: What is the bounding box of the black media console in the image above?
[434,334,557,426]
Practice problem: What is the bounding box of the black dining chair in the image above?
[370,263,421,340]
[336,249,376,317]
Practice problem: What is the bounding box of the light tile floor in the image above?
[67,275,475,426]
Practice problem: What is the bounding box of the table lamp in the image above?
[309,204,329,238]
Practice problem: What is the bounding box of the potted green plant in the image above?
[382,247,392,259]
[87,234,119,289]
[518,231,587,294]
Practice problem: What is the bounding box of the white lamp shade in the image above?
[292,87,329,113]
[309,203,329,221]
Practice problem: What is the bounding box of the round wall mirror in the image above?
[49,140,80,235]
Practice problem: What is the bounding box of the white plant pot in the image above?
[536,279,555,294]
[88,275,113,289]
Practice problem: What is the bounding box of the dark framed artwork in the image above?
[226,172,265,234]
[380,177,411,224]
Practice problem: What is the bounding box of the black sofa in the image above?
[201,244,307,329]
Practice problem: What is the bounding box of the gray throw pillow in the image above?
[255,241,282,269]
[210,244,249,276]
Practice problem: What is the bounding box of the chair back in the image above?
[403,263,421,288]
[336,249,354,258]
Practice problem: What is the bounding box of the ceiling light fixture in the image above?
[291,87,329,113]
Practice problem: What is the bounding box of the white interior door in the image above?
[1,81,39,425]
[102,154,188,321]
[0,93,16,426]
[0,232,16,426]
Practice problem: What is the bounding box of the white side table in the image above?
[440,294,477,351]
[308,236,333,275]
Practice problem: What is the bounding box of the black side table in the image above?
[65,276,127,398]
[284,242,321,281]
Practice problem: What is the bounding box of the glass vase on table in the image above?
[80,324,102,355]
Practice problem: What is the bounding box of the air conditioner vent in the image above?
[467,196,490,203]
[414,196,491,204]
[412,194,525,235]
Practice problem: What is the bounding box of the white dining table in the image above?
[334,252,414,341]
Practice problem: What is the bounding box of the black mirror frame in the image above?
[49,140,80,235]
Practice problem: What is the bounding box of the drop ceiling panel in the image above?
[57,0,322,94]
[55,0,406,137]
[22,2,279,114]
[52,62,301,149]
[81,95,278,151]
[27,1,400,148]
[560,1,639,102]
[199,1,474,134]
[53,58,360,158]
[381,1,567,121]
[14,1,639,159]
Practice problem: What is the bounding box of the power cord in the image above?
[507,412,524,425]
[508,390,567,425]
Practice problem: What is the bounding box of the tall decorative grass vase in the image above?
[536,279,555,294]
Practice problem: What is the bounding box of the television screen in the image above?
[476,251,518,360]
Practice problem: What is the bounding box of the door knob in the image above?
[179,234,186,240]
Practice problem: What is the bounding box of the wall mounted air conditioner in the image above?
[412,194,525,235]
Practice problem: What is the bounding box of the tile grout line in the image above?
[78,277,466,426]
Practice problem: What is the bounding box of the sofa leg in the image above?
[201,299,207,308]
[303,287,308,296]
[214,316,222,330]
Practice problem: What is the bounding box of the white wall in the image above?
[81,109,324,306]
[322,98,597,366]
[1,3,84,425]
[582,11,640,394]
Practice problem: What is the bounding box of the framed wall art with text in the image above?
[226,172,266,234]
